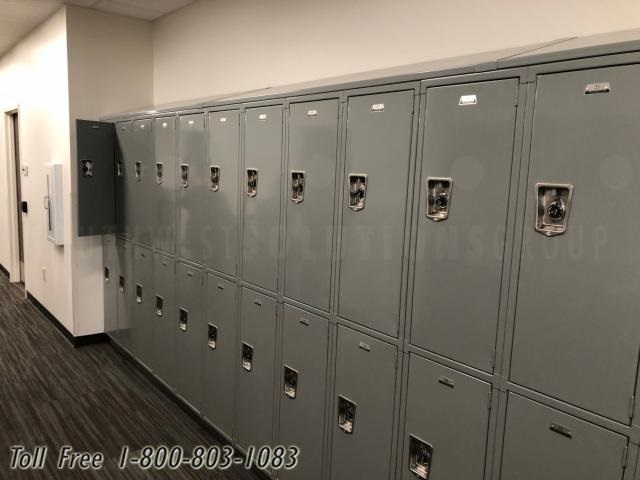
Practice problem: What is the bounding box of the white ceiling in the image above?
[0,0,195,57]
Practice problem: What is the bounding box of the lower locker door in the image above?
[331,326,397,480]
[278,304,329,480]
[116,238,133,351]
[151,254,176,387]
[132,245,154,366]
[102,235,118,335]
[500,394,628,480]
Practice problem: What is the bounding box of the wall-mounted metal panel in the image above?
[205,110,240,275]
[115,122,134,238]
[115,238,133,351]
[242,106,283,293]
[237,288,277,450]
[331,325,397,480]
[132,245,154,367]
[174,262,205,409]
[151,253,176,387]
[202,274,238,439]
[402,354,491,480]
[510,65,640,424]
[177,113,206,265]
[76,119,115,236]
[411,79,518,372]
[131,119,154,245]
[279,304,329,480]
[153,117,176,254]
[102,235,118,334]
[338,90,414,337]
[284,99,340,311]
[500,393,627,480]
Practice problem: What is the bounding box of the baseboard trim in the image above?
[27,291,109,348]
[0,263,9,278]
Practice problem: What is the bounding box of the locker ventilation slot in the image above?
[409,435,433,480]
[179,308,188,332]
[242,343,254,371]
[208,324,218,349]
[284,366,298,399]
[155,296,163,317]
[338,396,356,434]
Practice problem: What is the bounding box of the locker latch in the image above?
[338,395,356,434]
[242,343,254,371]
[247,169,258,197]
[210,166,220,192]
[155,295,163,317]
[104,267,110,283]
[118,275,125,293]
[409,435,433,479]
[179,308,188,332]
[534,183,573,237]
[135,284,143,304]
[117,159,123,177]
[426,177,453,222]
[290,171,305,204]
[135,161,142,182]
[180,164,189,188]
[81,159,93,178]
[208,324,218,349]
[283,366,299,399]
[156,162,163,185]
[348,174,368,211]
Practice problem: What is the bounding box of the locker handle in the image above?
[135,161,142,182]
[284,365,298,399]
[242,343,254,371]
[155,295,163,316]
[180,164,189,188]
[549,423,572,439]
[179,308,188,332]
[338,395,356,434]
[81,159,94,178]
[118,276,125,293]
[290,170,305,204]
[426,177,453,222]
[207,324,218,349]
[135,284,143,304]
[104,267,110,283]
[409,435,433,480]
[155,162,163,185]
[535,183,573,237]
[348,174,367,211]
[209,165,220,192]
[117,159,123,177]
[247,169,258,197]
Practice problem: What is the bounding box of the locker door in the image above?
[237,288,277,450]
[284,99,340,311]
[116,238,133,351]
[278,304,329,480]
[202,274,238,438]
[242,106,283,292]
[338,90,414,337]
[511,65,640,423]
[102,235,118,334]
[132,245,154,367]
[500,394,627,480]
[177,113,206,264]
[175,263,205,409]
[151,253,176,388]
[331,326,397,480]
[153,117,176,254]
[205,110,240,276]
[411,79,518,372]
[116,122,134,237]
[402,355,491,480]
[131,119,154,244]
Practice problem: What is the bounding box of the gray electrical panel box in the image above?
[132,245,154,367]
[284,99,340,311]
[131,119,154,245]
[242,106,283,293]
[153,117,176,254]
[510,64,640,424]
[500,394,627,480]
[115,238,133,351]
[115,122,134,238]
[151,252,176,387]
[331,325,397,480]
[411,79,518,372]
[402,354,491,480]
[237,288,277,451]
[77,119,115,236]
[278,304,329,480]
[338,90,414,337]
[202,274,237,439]
[102,235,118,334]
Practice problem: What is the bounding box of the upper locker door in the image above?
[411,79,519,372]
[511,65,640,424]
[131,119,154,245]
[338,91,415,337]
[116,122,134,237]
[205,111,240,276]
[242,106,283,292]
[153,117,176,254]
[284,99,340,311]
[177,113,206,264]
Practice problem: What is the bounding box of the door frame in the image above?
[4,106,23,283]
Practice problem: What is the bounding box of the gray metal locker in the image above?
[151,253,176,387]
[177,113,206,265]
[76,119,115,236]
[102,235,118,334]
[500,393,628,480]
[237,287,277,450]
[242,106,283,293]
[153,117,176,254]
[278,304,329,480]
[411,79,518,372]
[132,245,154,367]
[115,122,134,237]
[131,119,154,245]
[174,262,205,409]
[205,110,240,276]
[115,238,133,351]
[331,325,397,480]
[510,65,640,423]
[202,274,237,439]
[402,354,491,480]
[284,99,340,311]
[338,90,414,337]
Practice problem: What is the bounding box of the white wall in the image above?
[153,0,640,104]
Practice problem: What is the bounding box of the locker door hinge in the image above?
[622,444,628,468]
[628,395,636,419]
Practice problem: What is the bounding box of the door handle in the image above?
[207,324,218,349]
[155,162,163,185]
[179,308,188,332]
[135,161,142,182]
[535,183,573,237]
[242,342,254,371]
[284,366,299,399]
[209,166,220,192]
[290,170,305,204]
[348,174,367,211]
[426,177,452,222]
[337,395,356,434]
[247,169,258,197]
[408,435,433,479]
[180,164,189,188]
